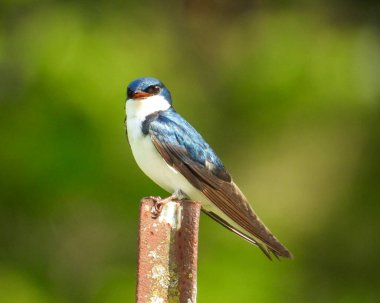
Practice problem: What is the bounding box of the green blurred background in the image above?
[1,0,380,302]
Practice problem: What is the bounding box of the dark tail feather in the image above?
[203,210,291,260]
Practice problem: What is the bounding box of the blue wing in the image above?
[142,108,231,183]
[143,108,292,259]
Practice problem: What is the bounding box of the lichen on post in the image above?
[136,197,201,303]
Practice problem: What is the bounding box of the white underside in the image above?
[125,96,217,210]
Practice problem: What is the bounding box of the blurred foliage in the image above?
[1,0,380,302]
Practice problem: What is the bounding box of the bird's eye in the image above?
[145,85,160,95]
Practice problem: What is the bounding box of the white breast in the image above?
[125,96,201,197]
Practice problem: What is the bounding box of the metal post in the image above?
[136,197,201,303]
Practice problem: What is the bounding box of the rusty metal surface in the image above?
[136,198,201,303]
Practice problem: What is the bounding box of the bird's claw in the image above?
[146,196,165,218]
[148,195,178,218]
[150,200,164,219]
[147,196,161,203]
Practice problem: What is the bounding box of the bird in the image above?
[125,77,292,259]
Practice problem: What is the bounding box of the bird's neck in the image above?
[126,95,171,122]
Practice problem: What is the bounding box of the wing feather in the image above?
[148,110,292,259]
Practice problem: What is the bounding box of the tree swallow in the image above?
[125,77,292,259]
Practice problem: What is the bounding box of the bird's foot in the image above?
[147,196,161,204]
[146,196,162,218]
[149,192,183,219]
